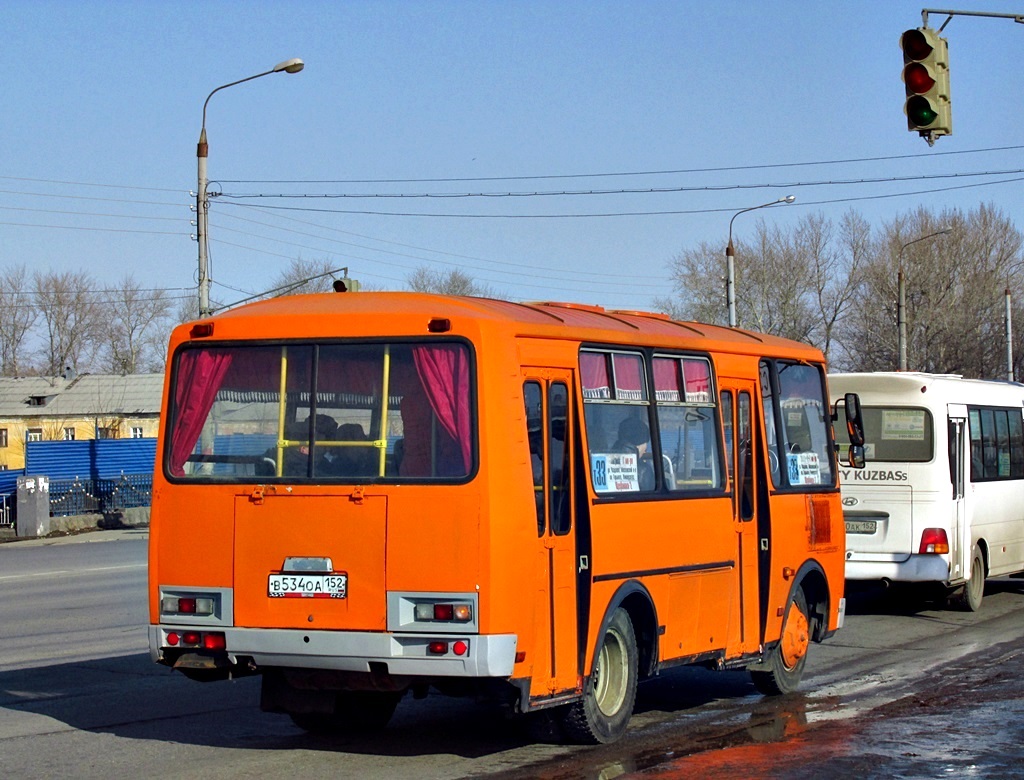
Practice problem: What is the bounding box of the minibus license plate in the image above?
[845,520,877,534]
[268,573,347,598]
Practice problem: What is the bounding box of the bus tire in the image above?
[559,607,638,745]
[751,588,809,696]
[289,690,402,734]
[952,547,985,612]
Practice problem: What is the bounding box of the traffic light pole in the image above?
[920,8,1024,31]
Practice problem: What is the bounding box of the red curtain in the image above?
[169,349,233,476]
[413,344,472,471]
[580,352,610,398]
[652,358,682,401]
[683,358,711,401]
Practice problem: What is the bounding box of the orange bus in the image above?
[148,291,855,743]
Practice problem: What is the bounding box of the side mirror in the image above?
[847,444,866,469]
[844,392,865,447]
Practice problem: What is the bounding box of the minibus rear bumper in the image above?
[149,625,518,678]
[845,553,951,584]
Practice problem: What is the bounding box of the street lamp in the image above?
[725,195,796,328]
[897,228,951,371]
[196,58,304,317]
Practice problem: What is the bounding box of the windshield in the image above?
[166,341,474,481]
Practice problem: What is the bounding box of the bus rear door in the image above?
[719,379,762,654]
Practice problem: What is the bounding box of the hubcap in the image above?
[594,628,628,716]
[780,602,809,670]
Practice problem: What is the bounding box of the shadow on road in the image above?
[845,576,1024,617]
[0,652,541,759]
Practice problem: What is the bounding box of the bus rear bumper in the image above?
[845,554,951,584]
[149,625,518,678]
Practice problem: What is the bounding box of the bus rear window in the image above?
[837,406,933,463]
[166,341,473,481]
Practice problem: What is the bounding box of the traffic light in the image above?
[900,27,951,144]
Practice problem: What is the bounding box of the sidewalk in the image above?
[0,525,148,547]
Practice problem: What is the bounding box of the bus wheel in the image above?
[952,547,985,612]
[289,691,402,734]
[751,588,809,696]
[560,607,638,744]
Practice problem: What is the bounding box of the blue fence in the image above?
[1,439,157,524]
[48,473,153,517]
[25,438,157,480]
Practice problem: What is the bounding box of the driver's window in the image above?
[760,361,781,487]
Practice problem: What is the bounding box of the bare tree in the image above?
[802,211,872,368]
[407,266,499,298]
[0,264,37,376]
[656,239,727,325]
[662,218,821,343]
[269,257,341,297]
[844,204,1024,378]
[33,270,102,377]
[176,293,200,325]
[102,274,174,374]
[737,222,817,341]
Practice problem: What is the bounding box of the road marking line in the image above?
[0,563,146,581]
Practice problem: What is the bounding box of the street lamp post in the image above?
[725,195,796,328]
[896,228,951,371]
[196,58,304,318]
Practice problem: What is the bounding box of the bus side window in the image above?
[524,381,545,535]
[720,390,734,490]
[738,392,754,520]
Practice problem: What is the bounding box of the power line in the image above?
[210,212,672,290]
[0,204,185,222]
[0,175,185,193]
[206,232,673,297]
[218,168,1024,201]
[0,221,185,235]
[216,174,1024,219]
[216,144,1024,185]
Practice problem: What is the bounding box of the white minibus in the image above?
[831,372,1024,610]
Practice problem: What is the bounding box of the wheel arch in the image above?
[594,580,659,679]
[974,538,990,577]
[790,560,832,642]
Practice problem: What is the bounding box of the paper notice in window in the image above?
[591,452,639,493]
[787,451,821,485]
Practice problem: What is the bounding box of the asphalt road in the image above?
[2,529,1024,779]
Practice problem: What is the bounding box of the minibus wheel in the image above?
[751,588,809,696]
[952,547,985,612]
[289,690,402,734]
[560,607,638,744]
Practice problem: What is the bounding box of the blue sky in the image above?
[3,0,1023,313]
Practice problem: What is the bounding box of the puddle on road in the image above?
[586,677,1024,780]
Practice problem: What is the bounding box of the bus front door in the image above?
[524,373,579,698]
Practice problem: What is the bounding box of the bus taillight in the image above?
[161,595,216,616]
[202,633,227,651]
[414,602,473,623]
[919,528,950,554]
[165,630,225,650]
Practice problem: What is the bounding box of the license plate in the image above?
[268,573,347,599]
[845,519,877,534]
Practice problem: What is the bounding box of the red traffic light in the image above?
[903,63,935,95]
[901,29,934,61]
